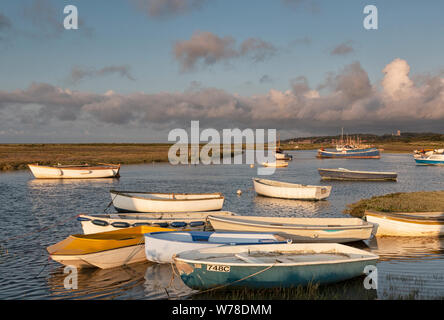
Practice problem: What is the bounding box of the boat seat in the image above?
[234,253,263,264]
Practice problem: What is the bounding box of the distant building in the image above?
[396,130,401,136]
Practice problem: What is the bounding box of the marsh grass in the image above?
[344,191,444,217]
[191,277,376,300]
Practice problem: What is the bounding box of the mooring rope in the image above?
[166,260,278,299]
[103,191,119,213]
[122,236,145,266]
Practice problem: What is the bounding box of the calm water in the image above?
[0,151,443,300]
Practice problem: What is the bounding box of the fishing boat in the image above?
[208,215,375,243]
[253,178,331,200]
[110,190,225,213]
[77,211,237,234]
[144,231,286,263]
[47,226,175,269]
[261,160,288,168]
[414,153,444,165]
[317,147,380,159]
[28,163,120,179]
[318,168,397,181]
[364,210,444,237]
[173,243,379,290]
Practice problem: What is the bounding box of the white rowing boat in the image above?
[208,215,375,243]
[365,210,444,237]
[28,163,120,179]
[78,211,237,234]
[261,161,288,168]
[253,178,332,200]
[144,231,286,263]
[110,190,225,213]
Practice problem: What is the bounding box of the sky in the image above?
[1,0,444,142]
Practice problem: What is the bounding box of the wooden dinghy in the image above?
[208,215,375,243]
[261,161,288,168]
[318,168,397,181]
[28,163,120,179]
[364,210,444,237]
[77,211,237,234]
[145,231,286,263]
[173,243,379,290]
[47,225,175,269]
[253,178,332,200]
[110,190,225,213]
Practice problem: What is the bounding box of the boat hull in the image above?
[78,211,236,234]
[208,216,374,243]
[28,164,120,179]
[365,211,444,237]
[110,191,225,213]
[174,243,378,290]
[414,159,444,166]
[318,169,397,181]
[145,231,282,263]
[253,178,331,200]
[317,148,380,159]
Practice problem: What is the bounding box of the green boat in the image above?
[173,243,379,290]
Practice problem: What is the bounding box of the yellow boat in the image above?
[47,226,175,269]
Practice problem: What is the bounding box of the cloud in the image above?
[131,0,207,18]
[174,31,276,72]
[0,13,12,31]
[67,65,136,84]
[1,58,444,139]
[259,75,273,84]
[330,41,354,56]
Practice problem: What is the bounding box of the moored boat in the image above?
[364,210,444,237]
[317,147,380,159]
[110,190,225,213]
[173,243,379,290]
[77,211,237,234]
[253,178,331,200]
[47,225,175,269]
[414,153,444,166]
[144,231,286,263]
[28,163,120,179]
[261,160,288,168]
[318,168,397,181]
[208,215,375,243]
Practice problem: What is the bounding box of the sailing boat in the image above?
[274,133,292,160]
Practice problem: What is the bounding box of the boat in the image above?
[173,243,379,290]
[110,190,225,213]
[28,163,120,179]
[253,178,331,200]
[77,211,237,234]
[261,161,288,168]
[317,147,380,159]
[144,231,287,263]
[414,153,444,165]
[318,168,397,181]
[47,226,176,269]
[208,215,375,243]
[364,210,444,237]
[47,225,175,269]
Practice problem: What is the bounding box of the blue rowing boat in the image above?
[174,243,379,290]
[414,153,444,165]
[317,147,380,159]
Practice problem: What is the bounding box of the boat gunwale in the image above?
[365,210,444,224]
[253,178,331,190]
[317,168,397,176]
[28,164,121,171]
[208,215,374,231]
[110,190,225,202]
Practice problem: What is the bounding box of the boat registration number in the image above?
[207,264,231,272]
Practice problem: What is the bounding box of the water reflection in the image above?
[367,237,444,299]
[48,262,148,300]
[253,195,331,217]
